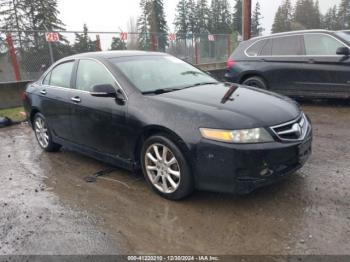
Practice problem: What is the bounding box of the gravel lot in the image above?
[0,101,349,255]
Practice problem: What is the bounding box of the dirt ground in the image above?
[0,100,350,255]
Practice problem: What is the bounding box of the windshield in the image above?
[110,55,217,93]
[335,31,350,44]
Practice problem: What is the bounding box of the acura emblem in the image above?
[292,123,302,137]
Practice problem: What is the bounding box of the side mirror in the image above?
[90,84,116,97]
[336,47,350,56]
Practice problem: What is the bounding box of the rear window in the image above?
[246,40,266,56]
[272,36,302,56]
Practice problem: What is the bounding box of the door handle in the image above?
[40,90,47,95]
[71,96,81,103]
[308,59,315,64]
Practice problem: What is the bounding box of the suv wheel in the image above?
[33,113,61,152]
[141,134,194,200]
[242,76,267,89]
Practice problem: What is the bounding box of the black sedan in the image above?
[23,51,312,200]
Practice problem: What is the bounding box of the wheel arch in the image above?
[29,107,41,127]
[133,125,191,169]
[239,72,269,87]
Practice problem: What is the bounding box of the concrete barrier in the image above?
[197,62,226,71]
[0,81,32,109]
[0,67,226,109]
[208,69,226,82]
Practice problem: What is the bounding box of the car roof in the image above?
[66,50,168,60]
[250,29,333,41]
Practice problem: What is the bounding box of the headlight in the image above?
[199,128,274,143]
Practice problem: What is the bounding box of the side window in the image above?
[304,34,346,56]
[50,61,74,88]
[76,60,116,92]
[272,36,303,56]
[260,39,272,56]
[42,71,51,85]
[246,40,266,56]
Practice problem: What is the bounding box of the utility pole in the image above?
[6,33,21,81]
[242,0,252,41]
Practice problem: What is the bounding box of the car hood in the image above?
[151,83,300,129]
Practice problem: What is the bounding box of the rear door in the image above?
[40,60,75,141]
[300,33,350,96]
[69,59,128,158]
[260,35,306,93]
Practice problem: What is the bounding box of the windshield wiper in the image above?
[142,82,220,95]
[183,82,220,89]
[142,88,182,95]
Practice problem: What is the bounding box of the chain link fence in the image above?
[0,30,238,82]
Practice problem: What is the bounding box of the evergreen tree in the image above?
[338,0,350,29]
[0,0,26,48]
[137,0,168,51]
[232,0,242,35]
[174,0,188,38]
[219,0,232,34]
[147,0,168,51]
[1,0,70,70]
[294,0,321,30]
[209,0,232,34]
[23,0,65,48]
[187,0,196,34]
[271,0,293,33]
[24,0,65,31]
[209,0,221,33]
[195,0,210,33]
[110,37,127,50]
[322,6,341,30]
[251,1,263,37]
[73,24,97,53]
[272,6,286,33]
[313,0,321,28]
[137,0,151,50]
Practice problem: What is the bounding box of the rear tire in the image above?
[141,134,194,200]
[33,113,61,152]
[242,76,267,90]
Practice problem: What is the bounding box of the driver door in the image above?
[300,33,350,94]
[69,59,128,158]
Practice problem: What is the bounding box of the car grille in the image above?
[270,114,309,141]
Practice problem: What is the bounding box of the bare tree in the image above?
[127,16,138,50]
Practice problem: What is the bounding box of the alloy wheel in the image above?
[144,143,181,194]
[34,117,49,148]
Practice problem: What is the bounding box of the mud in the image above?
[0,101,350,255]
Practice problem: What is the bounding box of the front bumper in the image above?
[193,130,312,194]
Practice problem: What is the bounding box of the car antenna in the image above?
[221,83,239,104]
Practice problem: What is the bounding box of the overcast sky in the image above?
[57,0,341,35]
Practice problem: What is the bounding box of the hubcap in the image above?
[34,117,49,148]
[145,143,181,194]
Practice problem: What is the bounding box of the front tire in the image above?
[33,113,61,152]
[242,76,267,90]
[141,134,194,200]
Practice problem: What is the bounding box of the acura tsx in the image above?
[23,51,312,200]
